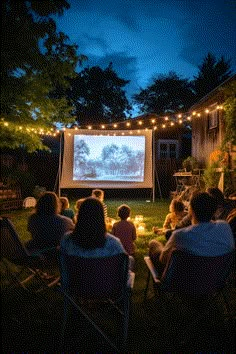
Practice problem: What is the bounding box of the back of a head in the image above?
[73,197,106,249]
[75,198,85,212]
[60,197,69,211]
[190,192,217,222]
[118,204,130,220]
[36,192,59,215]
[171,199,185,213]
[92,189,104,202]
[206,187,224,206]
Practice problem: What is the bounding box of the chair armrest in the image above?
[128,271,135,289]
[144,256,160,284]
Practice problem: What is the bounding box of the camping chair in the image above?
[144,249,235,347]
[143,256,161,301]
[59,252,134,352]
[0,217,60,292]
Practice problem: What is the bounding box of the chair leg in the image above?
[62,293,121,352]
[144,270,151,301]
[121,288,131,351]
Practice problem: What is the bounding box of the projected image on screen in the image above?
[73,135,145,182]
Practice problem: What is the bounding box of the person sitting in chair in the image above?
[27,192,74,254]
[60,197,125,259]
[160,192,235,265]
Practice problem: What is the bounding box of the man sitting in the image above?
[160,192,235,265]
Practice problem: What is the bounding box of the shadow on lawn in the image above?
[1,282,235,353]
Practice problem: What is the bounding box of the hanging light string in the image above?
[0,105,224,136]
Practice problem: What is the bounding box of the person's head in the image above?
[149,239,163,255]
[170,199,185,214]
[91,189,104,202]
[118,204,131,220]
[36,192,60,215]
[72,197,106,249]
[206,187,225,206]
[59,197,70,211]
[189,192,218,223]
[74,198,85,213]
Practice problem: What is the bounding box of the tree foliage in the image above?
[221,79,236,149]
[1,0,83,151]
[133,72,195,115]
[193,53,232,100]
[67,63,132,125]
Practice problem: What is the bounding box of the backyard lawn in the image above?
[1,198,235,352]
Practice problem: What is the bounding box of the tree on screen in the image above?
[74,140,90,177]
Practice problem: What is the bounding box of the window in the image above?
[208,108,219,129]
[158,140,178,159]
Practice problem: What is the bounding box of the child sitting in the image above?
[59,197,76,223]
[111,204,137,257]
[152,198,187,241]
[163,198,186,231]
[91,189,108,219]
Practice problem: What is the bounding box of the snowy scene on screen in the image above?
[73,135,145,182]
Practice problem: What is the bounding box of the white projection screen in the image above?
[60,129,153,189]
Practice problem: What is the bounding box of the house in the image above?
[189,74,236,169]
[131,113,192,197]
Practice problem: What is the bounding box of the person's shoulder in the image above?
[106,232,123,244]
[113,220,120,226]
[57,214,74,225]
[127,220,136,227]
[172,224,193,236]
[214,219,232,230]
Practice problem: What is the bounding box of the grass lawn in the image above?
[1,198,235,352]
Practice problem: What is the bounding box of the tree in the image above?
[1,0,84,151]
[221,79,236,150]
[67,63,132,125]
[133,72,195,115]
[193,53,232,100]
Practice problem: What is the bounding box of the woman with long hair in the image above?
[60,197,125,257]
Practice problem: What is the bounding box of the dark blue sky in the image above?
[56,0,236,98]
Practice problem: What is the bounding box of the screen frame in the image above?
[59,129,153,189]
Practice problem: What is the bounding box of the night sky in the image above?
[56,0,236,98]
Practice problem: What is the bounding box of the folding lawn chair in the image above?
[144,249,235,348]
[59,252,134,352]
[0,217,60,292]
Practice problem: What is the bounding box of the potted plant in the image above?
[182,156,199,172]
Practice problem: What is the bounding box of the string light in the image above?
[0,100,225,137]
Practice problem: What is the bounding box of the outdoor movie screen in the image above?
[60,129,153,189]
[73,135,145,182]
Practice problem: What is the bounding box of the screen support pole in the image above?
[152,129,162,200]
[57,131,63,198]
[152,129,155,202]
